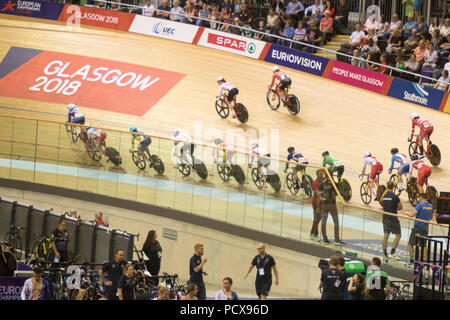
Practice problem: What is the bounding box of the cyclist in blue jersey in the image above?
[284,147,308,187]
[67,103,85,125]
[388,148,410,192]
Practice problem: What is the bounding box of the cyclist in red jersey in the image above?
[409,112,434,155]
[268,66,292,105]
[408,154,432,194]
[359,152,383,200]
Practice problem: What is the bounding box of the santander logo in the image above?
[207,33,247,52]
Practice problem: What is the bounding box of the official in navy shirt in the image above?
[189,243,207,300]
[320,255,346,300]
[406,193,434,265]
[99,249,127,300]
[380,180,403,260]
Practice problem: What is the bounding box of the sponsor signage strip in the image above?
[0,0,64,20]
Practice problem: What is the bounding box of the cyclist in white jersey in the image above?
[249,142,271,179]
[172,129,195,164]
[217,76,239,118]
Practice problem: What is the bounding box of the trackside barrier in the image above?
[0,197,134,263]
[1,1,449,113]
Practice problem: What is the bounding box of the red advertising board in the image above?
[58,4,135,31]
[0,47,185,116]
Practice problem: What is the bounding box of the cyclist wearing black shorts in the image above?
[284,146,308,187]
[268,66,292,105]
[217,76,239,118]
[322,151,345,181]
[130,127,152,160]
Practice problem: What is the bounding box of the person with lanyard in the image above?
[98,249,127,300]
[244,243,279,300]
[320,255,346,300]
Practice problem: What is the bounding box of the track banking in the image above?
[270,49,322,71]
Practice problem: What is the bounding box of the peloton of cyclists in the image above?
[409,112,434,156]
[388,148,410,192]
[249,142,271,179]
[408,153,432,194]
[130,127,152,162]
[268,66,292,106]
[284,147,308,188]
[322,151,345,181]
[216,76,239,118]
[213,138,235,165]
[359,152,383,200]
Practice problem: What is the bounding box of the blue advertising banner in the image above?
[264,44,329,76]
[0,277,26,300]
[387,77,446,110]
[0,0,64,20]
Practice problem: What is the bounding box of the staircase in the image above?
[314,34,348,59]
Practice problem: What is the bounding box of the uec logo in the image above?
[152,22,175,35]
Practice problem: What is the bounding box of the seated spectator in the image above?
[361,38,380,58]
[364,12,378,32]
[241,20,255,38]
[196,3,211,27]
[285,0,305,22]
[156,0,171,19]
[349,23,365,48]
[416,16,428,34]
[402,28,419,54]
[439,34,450,57]
[277,8,288,28]
[279,19,295,46]
[376,19,390,40]
[334,0,349,34]
[293,20,308,50]
[95,0,106,9]
[431,29,444,50]
[325,1,335,18]
[181,284,198,300]
[237,3,253,25]
[229,17,243,35]
[379,54,389,74]
[255,20,268,40]
[377,15,389,33]
[388,13,402,34]
[440,18,450,38]
[110,2,120,11]
[320,10,334,43]
[429,17,441,36]
[307,7,323,28]
[305,0,324,17]
[215,277,239,300]
[306,28,323,52]
[386,28,403,54]
[170,1,185,23]
[403,16,418,40]
[414,40,427,63]
[210,5,220,29]
[396,55,406,72]
[142,0,155,17]
[184,2,197,24]
[366,28,378,44]
[406,53,420,73]
[267,9,278,28]
[434,70,449,91]
[366,53,379,72]
[220,7,233,31]
[268,19,282,43]
[423,44,438,69]
[221,0,233,12]
[234,0,242,13]
[273,0,285,15]
[351,49,365,68]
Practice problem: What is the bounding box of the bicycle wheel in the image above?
[230,164,245,185]
[427,186,438,210]
[389,174,400,196]
[217,164,230,182]
[4,234,21,261]
[87,143,101,161]
[266,169,281,192]
[338,179,352,201]
[428,144,441,167]
[65,124,79,143]
[360,182,372,204]
[178,161,191,177]
[236,103,248,124]
[266,90,280,110]
[251,168,264,189]
[378,185,387,206]
[193,161,208,180]
[287,94,300,115]
[408,141,418,158]
[286,172,299,195]
[215,99,229,118]
[302,174,313,197]
[407,183,418,207]
[151,155,165,174]
[132,151,146,170]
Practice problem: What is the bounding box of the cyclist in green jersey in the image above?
[322,151,345,181]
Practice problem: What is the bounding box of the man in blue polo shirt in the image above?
[405,193,434,267]
[188,243,208,300]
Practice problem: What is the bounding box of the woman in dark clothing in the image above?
[348,273,365,300]
[142,230,162,286]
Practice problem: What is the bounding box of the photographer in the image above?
[319,177,344,245]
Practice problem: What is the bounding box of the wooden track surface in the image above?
[0,14,449,212]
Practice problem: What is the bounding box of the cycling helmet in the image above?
[410,154,419,161]
[322,151,329,157]
[214,137,223,145]
[391,147,399,154]
[217,76,225,83]
[287,147,295,153]
[251,142,258,149]
[67,103,76,111]
[272,65,279,73]
[130,127,137,132]
[364,151,371,158]
[410,112,419,120]
[172,129,180,137]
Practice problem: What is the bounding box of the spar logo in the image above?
[403,83,429,106]
[152,22,175,36]
[207,33,256,54]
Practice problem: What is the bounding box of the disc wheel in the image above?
[428,144,441,167]
[194,161,208,180]
[150,155,165,174]
[287,94,300,115]
[132,151,146,170]
[302,174,313,197]
[360,182,372,204]
[338,179,352,201]
[236,103,248,123]
[407,183,419,207]
[266,90,280,110]
[427,186,438,211]
[215,99,229,119]
[230,164,246,185]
